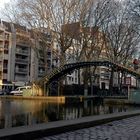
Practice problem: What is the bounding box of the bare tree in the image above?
[2,0,140,95]
[102,0,140,92]
[2,0,105,64]
[63,0,116,94]
[128,0,140,22]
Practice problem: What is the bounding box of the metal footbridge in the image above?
[35,60,140,86]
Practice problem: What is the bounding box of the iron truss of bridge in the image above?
[35,60,140,86]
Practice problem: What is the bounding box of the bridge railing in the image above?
[34,59,140,87]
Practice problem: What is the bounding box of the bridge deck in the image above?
[35,60,140,86]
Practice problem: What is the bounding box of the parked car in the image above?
[0,89,8,95]
[0,90,4,95]
[10,86,31,96]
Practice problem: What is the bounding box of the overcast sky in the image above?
[0,0,10,8]
[0,0,11,20]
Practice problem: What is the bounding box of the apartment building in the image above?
[30,32,59,82]
[0,20,55,91]
[12,24,31,85]
[0,21,31,89]
[0,21,12,90]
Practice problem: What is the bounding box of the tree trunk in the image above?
[118,71,123,95]
[78,69,81,85]
[120,72,125,95]
[58,51,66,96]
[118,71,120,92]
[83,68,89,96]
[109,68,114,95]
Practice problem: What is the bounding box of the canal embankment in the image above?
[104,99,129,105]
[0,110,140,139]
[104,98,140,105]
[0,95,66,103]
[0,95,136,105]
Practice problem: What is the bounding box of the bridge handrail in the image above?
[35,59,140,86]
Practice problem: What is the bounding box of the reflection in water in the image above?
[0,99,138,129]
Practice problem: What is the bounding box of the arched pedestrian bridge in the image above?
[35,60,140,87]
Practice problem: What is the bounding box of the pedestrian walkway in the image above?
[1,110,140,139]
[39,115,140,140]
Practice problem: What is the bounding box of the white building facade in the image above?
[0,20,56,90]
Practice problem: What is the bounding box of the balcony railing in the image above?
[0,45,3,48]
[38,62,45,67]
[0,55,3,60]
[5,35,9,40]
[16,39,30,46]
[16,50,29,55]
[16,30,30,37]
[0,25,4,30]
[38,72,45,77]
[15,58,29,64]
[3,73,7,79]
[4,46,8,50]
[0,65,3,70]
[3,66,8,69]
[0,47,3,51]
[15,76,27,81]
[15,68,28,74]
[0,35,4,40]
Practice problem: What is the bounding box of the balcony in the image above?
[0,55,3,60]
[38,71,45,77]
[15,76,28,82]
[0,25,4,30]
[4,45,8,50]
[5,35,9,41]
[0,45,3,48]
[3,73,7,79]
[16,49,29,56]
[0,46,3,51]
[3,65,8,70]
[16,39,30,46]
[38,62,45,67]
[16,29,30,37]
[0,65,2,70]
[0,35,4,40]
[15,68,28,74]
[15,58,29,64]
[38,68,45,77]
[3,54,8,60]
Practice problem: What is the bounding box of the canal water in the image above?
[0,99,139,129]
